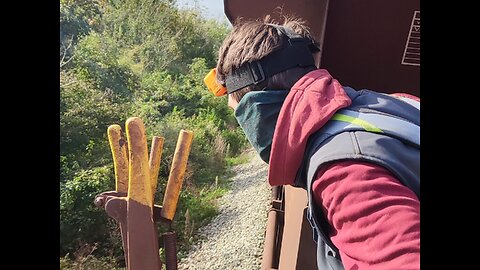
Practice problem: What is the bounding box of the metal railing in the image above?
[95,117,193,270]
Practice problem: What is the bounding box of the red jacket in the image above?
[268,69,420,270]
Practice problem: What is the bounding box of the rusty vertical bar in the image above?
[125,117,161,270]
[149,136,164,200]
[262,185,284,270]
[108,125,129,193]
[163,231,178,270]
[107,124,130,266]
[261,209,279,270]
[160,129,194,221]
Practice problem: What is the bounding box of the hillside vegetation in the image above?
[60,0,246,268]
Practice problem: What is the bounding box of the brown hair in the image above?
[216,15,319,102]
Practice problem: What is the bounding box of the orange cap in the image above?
[204,68,227,96]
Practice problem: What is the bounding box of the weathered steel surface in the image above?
[126,117,154,206]
[108,124,129,193]
[125,117,162,270]
[277,186,317,270]
[160,129,194,221]
[262,209,280,270]
[98,119,193,270]
[108,125,130,265]
[163,231,178,270]
[149,136,164,200]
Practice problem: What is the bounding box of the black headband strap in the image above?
[225,24,318,94]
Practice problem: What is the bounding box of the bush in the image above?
[59,0,244,267]
[60,250,123,270]
[72,33,138,99]
[60,165,122,257]
[60,70,127,180]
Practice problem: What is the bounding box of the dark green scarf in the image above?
[234,90,289,163]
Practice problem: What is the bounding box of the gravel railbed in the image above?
[178,149,271,270]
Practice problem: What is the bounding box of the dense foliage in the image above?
[60,0,246,267]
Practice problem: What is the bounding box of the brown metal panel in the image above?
[223,0,420,95]
[278,186,317,270]
[160,129,194,221]
[125,117,162,270]
[262,210,279,270]
[321,0,420,95]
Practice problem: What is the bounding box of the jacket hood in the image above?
[267,69,352,186]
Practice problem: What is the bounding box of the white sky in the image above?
[175,0,230,23]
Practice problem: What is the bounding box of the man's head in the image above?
[215,16,320,109]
